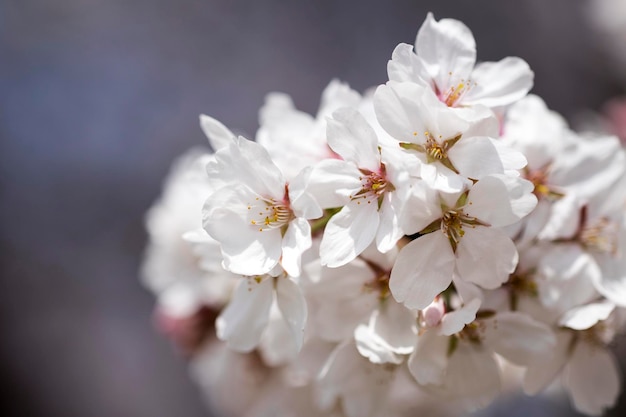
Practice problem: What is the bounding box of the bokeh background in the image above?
[1,1,625,416]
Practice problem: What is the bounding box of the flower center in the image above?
[580,218,618,255]
[350,168,393,209]
[524,166,565,200]
[441,209,484,251]
[247,197,293,232]
[437,76,475,107]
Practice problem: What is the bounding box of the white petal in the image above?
[316,79,362,120]
[327,108,380,171]
[524,330,573,395]
[455,227,518,289]
[447,136,505,179]
[559,301,615,331]
[301,159,363,210]
[199,114,235,151]
[592,250,626,308]
[415,13,476,91]
[375,192,405,253]
[320,202,379,268]
[390,232,455,310]
[387,42,427,84]
[408,331,449,386]
[440,298,481,336]
[481,311,556,366]
[373,82,427,142]
[259,304,299,366]
[208,136,285,199]
[465,57,534,108]
[464,174,537,228]
[203,185,281,275]
[275,276,308,353]
[216,277,274,352]
[565,341,621,416]
[281,218,312,277]
[355,300,417,364]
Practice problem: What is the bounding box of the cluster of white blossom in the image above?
[142,13,626,417]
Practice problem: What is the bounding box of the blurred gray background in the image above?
[1,1,624,416]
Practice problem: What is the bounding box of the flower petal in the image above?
[275,276,308,353]
[415,13,476,91]
[327,107,380,171]
[281,217,312,277]
[199,114,235,151]
[524,330,573,395]
[320,202,380,267]
[481,311,556,366]
[408,331,449,386]
[455,227,518,289]
[559,301,615,331]
[215,277,274,352]
[440,298,481,336]
[390,231,455,310]
[464,174,537,228]
[464,57,534,108]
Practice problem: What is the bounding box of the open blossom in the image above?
[388,12,533,111]
[390,174,537,310]
[203,136,314,277]
[301,108,410,267]
[374,81,526,192]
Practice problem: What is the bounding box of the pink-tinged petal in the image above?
[481,312,556,366]
[275,276,308,353]
[524,330,573,395]
[320,202,380,268]
[387,42,428,84]
[447,136,505,179]
[559,301,615,331]
[327,108,380,171]
[464,174,537,228]
[281,218,312,277]
[456,227,518,289]
[464,57,534,108]
[199,114,235,152]
[433,342,500,411]
[203,185,282,275]
[440,298,481,336]
[564,341,621,416]
[415,13,476,90]
[301,159,363,210]
[215,277,274,352]
[408,331,448,386]
[390,232,455,310]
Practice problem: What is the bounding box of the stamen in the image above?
[580,218,618,255]
[247,196,293,232]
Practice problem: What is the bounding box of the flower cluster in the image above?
[142,13,626,417]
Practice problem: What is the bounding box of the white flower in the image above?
[390,174,537,310]
[374,81,526,192]
[301,108,410,267]
[387,12,533,110]
[203,136,314,277]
